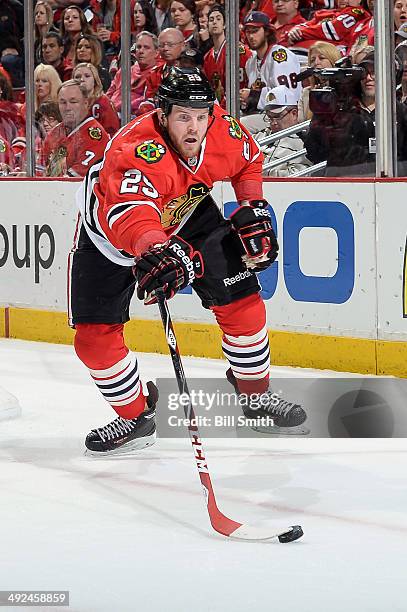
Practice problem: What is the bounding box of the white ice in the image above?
[0,338,406,612]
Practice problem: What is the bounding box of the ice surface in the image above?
[0,339,406,612]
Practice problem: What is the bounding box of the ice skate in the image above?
[226,369,309,435]
[85,381,158,455]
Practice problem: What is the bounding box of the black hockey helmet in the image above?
[157,66,216,116]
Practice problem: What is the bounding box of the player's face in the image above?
[76,39,93,62]
[42,38,63,63]
[170,1,194,29]
[135,35,158,68]
[158,33,184,61]
[73,67,95,94]
[244,26,267,51]
[165,105,209,159]
[35,76,51,101]
[64,8,82,34]
[208,11,225,36]
[58,84,89,130]
[394,0,407,29]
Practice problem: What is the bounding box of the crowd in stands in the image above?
[0,0,405,178]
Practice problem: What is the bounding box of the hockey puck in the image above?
[278,525,304,543]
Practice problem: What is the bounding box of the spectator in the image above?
[42,32,72,81]
[170,0,200,53]
[297,41,341,121]
[106,31,161,115]
[197,2,214,57]
[43,79,109,177]
[73,62,120,136]
[203,4,251,106]
[255,85,311,176]
[304,51,407,175]
[139,27,184,112]
[93,0,121,54]
[73,34,111,91]
[34,63,63,111]
[285,0,372,56]
[132,0,159,37]
[395,22,407,45]
[0,34,24,88]
[240,11,301,134]
[270,0,304,44]
[151,0,172,32]
[0,71,23,148]
[34,1,57,65]
[60,5,93,72]
[0,0,23,42]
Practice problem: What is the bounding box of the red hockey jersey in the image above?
[90,93,120,138]
[203,41,252,106]
[77,105,264,265]
[43,116,110,177]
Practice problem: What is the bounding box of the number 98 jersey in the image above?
[245,43,302,111]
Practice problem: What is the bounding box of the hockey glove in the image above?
[135,236,204,305]
[230,199,279,271]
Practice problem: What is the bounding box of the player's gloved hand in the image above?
[135,236,204,305]
[230,199,279,271]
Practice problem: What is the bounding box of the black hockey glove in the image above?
[135,236,204,305]
[230,199,279,271]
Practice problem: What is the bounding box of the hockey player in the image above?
[70,67,306,455]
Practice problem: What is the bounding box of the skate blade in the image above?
[85,433,156,457]
[251,424,310,436]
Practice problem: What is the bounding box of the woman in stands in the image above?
[34,63,62,112]
[132,0,159,37]
[34,1,57,65]
[298,41,341,121]
[73,34,111,91]
[72,62,120,137]
[60,6,93,73]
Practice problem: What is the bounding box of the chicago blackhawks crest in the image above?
[222,115,243,140]
[88,126,102,140]
[272,48,288,63]
[135,140,166,164]
[162,183,209,228]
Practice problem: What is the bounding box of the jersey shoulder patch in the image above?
[88,126,102,140]
[272,48,288,63]
[135,139,166,164]
[222,114,243,140]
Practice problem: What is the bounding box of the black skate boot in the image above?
[226,369,309,435]
[85,381,158,455]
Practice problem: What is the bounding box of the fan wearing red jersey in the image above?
[43,80,110,177]
[203,4,251,107]
[70,67,306,455]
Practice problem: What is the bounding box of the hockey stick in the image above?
[155,288,304,543]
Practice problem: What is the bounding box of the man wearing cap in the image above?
[255,85,311,176]
[240,10,301,134]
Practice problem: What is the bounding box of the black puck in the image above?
[278,525,304,543]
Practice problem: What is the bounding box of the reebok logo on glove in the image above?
[169,241,202,283]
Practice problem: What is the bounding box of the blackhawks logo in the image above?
[162,183,209,228]
[272,48,288,63]
[88,126,102,140]
[135,140,166,164]
[0,138,6,153]
[352,7,364,15]
[222,115,243,140]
